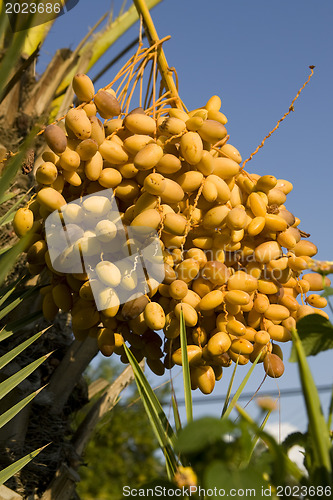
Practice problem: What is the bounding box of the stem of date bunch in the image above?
[132,0,183,109]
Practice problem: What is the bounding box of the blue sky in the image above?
[38,0,333,431]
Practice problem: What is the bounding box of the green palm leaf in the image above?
[123,344,178,478]
[0,237,36,287]
[222,351,262,420]
[0,351,52,401]
[0,328,47,371]
[0,443,50,486]
[291,327,332,479]
[0,385,46,429]
[0,189,31,227]
[179,310,192,423]
[0,127,37,203]
[0,311,43,343]
[0,285,39,321]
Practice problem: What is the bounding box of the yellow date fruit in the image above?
[44,124,67,154]
[144,301,166,330]
[72,73,95,102]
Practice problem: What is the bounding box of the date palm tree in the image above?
[0,1,161,498]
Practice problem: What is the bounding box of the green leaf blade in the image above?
[0,189,30,227]
[123,345,178,478]
[0,386,46,429]
[0,276,24,308]
[289,314,333,362]
[0,311,43,343]
[222,351,262,420]
[0,127,37,203]
[0,329,46,371]
[203,460,268,493]
[0,285,39,321]
[0,352,51,401]
[175,417,234,455]
[0,444,49,486]
[291,327,332,478]
[179,309,192,424]
[171,395,182,433]
[0,191,18,205]
[321,286,333,298]
[221,358,238,417]
[0,235,35,287]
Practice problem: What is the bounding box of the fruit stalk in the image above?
[132,0,183,109]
